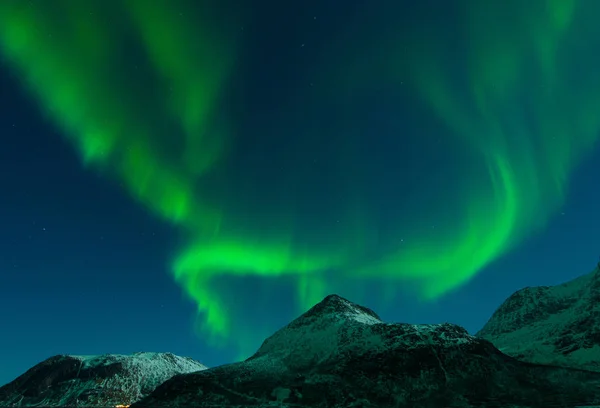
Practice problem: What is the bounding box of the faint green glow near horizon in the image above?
[1,0,599,355]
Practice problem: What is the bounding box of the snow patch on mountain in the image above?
[71,352,206,374]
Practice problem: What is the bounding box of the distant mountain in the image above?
[477,264,600,372]
[0,352,207,407]
[133,294,600,408]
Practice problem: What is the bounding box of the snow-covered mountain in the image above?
[133,294,600,408]
[0,352,207,407]
[477,264,600,372]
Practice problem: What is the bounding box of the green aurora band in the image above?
[371,0,600,298]
[1,0,599,353]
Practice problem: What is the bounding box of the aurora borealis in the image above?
[1,0,600,385]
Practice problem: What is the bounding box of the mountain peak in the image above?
[300,294,382,324]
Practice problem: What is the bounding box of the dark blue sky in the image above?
[1,0,600,387]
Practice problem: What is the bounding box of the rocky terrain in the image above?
[0,352,207,407]
[132,294,600,408]
[477,264,600,372]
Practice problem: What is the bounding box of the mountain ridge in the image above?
[0,352,207,407]
[132,293,600,408]
[477,265,600,372]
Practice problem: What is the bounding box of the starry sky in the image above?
[1,0,600,387]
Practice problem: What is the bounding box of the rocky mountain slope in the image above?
[477,264,600,372]
[0,352,207,407]
[133,294,600,408]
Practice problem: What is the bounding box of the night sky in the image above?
[1,0,600,386]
